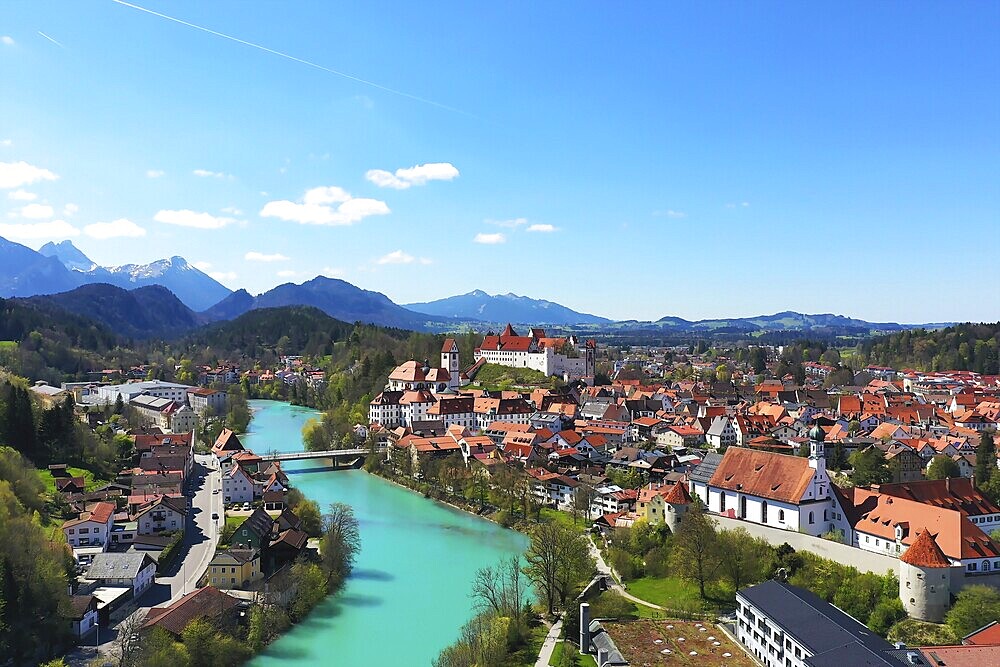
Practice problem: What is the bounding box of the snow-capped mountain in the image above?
[33,239,231,311]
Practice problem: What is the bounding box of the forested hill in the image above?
[861,322,1000,373]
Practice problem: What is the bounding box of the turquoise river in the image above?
[242,400,529,666]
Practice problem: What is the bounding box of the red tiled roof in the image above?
[708,447,815,504]
[900,529,951,568]
[141,587,240,636]
[664,480,693,505]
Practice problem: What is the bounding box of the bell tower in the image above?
[807,420,826,473]
[441,338,460,389]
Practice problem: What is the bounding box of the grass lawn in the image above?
[539,507,589,530]
[37,467,107,495]
[625,577,730,615]
[549,640,597,666]
[888,618,959,646]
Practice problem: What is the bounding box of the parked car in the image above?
[242,502,251,511]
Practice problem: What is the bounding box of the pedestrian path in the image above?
[535,614,564,667]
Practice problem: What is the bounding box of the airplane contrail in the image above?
[110,0,466,115]
[38,31,65,48]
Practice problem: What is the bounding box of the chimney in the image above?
[579,603,591,655]
[945,477,951,493]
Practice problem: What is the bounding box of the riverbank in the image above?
[241,400,529,666]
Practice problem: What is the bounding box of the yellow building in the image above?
[207,548,261,589]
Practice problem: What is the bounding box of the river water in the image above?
[242,400,529,666]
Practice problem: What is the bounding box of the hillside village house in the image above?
[63,501,116,560]
[135,495,188,535]
[85,552,157,597]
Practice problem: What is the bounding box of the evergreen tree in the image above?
[975,431,996,486]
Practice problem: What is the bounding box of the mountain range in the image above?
[36,240,231,311]
[0,235,955,337]
[405,290,611,325]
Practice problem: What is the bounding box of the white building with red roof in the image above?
[473,324,595,382]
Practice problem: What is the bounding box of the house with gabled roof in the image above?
[689,424,852,537]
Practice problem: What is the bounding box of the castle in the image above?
[473,324,596,383]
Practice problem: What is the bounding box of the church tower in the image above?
[807,420,826,474]
[441,338,460,390]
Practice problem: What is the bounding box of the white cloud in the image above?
[526,224,557,233]
[726,202,751,209]
[192,169,230,179]
[7,189,36,201]
[365,162,459,189]
[487,217,528,228]
[321,266,345,278]
[376,250,415,265]
[84,218,146,240]
[0,161,58,189]
[419,257,434,265]
[221,206,242,215]
[146,169,165,178]
[209,271,238,284]
[1,36,13,46]
[192,261,213,271]
[742,201,750,207]
[474,232,506,245]
[0,139,11,147]
[21,203,54,219]
[154,209,239,229]
[0,219,79,240]
[654,209,687,219]
[260,186,389,226]
[63,203,79,216]
[303,186,351,205]
[245,251,290,262]
[276,269,298,278]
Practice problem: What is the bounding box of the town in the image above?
[2,3,997,665]
[2,319,998,666]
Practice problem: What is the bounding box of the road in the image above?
[66,454,222,665]
[156,453,224,604]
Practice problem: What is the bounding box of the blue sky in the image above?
[1,1,997,322]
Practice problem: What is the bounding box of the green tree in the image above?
[180,618,216,667]
[671,499,719,598]
[833,572,884,625]
[868,598,906,636]
[975,431,996,486]
[523,523,594,615]
[926,454,961,480]
[848,447,892,486]
[140,627,190,667]
[945,585,1000,637]
[717,527,772,592]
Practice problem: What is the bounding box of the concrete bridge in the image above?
[258,446,385,462]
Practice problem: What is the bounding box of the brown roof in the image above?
[141,587,240,636]
[707,447,815,503]
[900,529,951,568]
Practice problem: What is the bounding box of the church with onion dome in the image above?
[688,419,853,538]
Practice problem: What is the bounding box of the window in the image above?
[808,511,814,524]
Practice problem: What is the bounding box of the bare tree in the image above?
[113,608,145,667]
[573,483,596,523]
